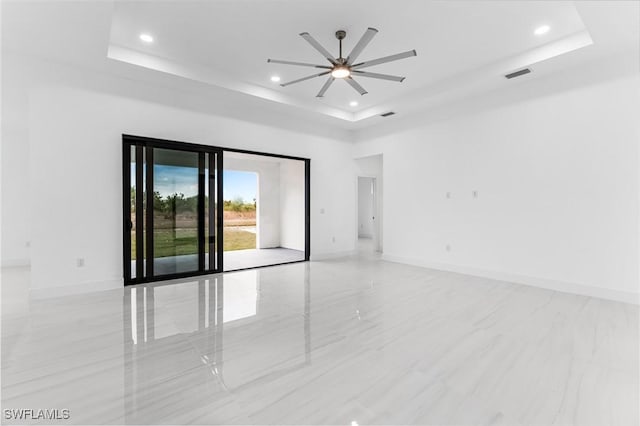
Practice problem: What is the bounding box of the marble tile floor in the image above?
[1,255,638,425]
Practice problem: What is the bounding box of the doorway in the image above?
[357,176,379,252]
[223,151,307,271]
[123,135,310,285]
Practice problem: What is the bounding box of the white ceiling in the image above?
[3,1,639,131]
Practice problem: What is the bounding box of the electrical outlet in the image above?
[76,258,85,267]
[25,241,31,248]
[332,236,336,243]
[446,192,451,199]
[445,245,451,252]
[320,208,325,214]
[472,190,478,198]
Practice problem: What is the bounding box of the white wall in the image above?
[1,55,357,294]
[357,177,374,238]
[1,67,31,266]
[354,75,640,304]
[279,160,305,251]
[257,165,280,249]
[224,156,280,248]
[26,88,355,292]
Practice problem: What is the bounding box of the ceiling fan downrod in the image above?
[336,30,347,62]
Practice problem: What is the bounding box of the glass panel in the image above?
[125,140,226,283]
[205,153,210,270]
[204,152,219,272]
[142,149,147,274]
[214,152,219,270]
[152,148,200,275]
[130,146,136,279]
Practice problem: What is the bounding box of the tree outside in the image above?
[131,190,256,259]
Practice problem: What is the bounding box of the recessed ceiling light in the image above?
[349,101,358,107]
[534,25,550,36]
[139,33,154,43]
[270,75,281,83]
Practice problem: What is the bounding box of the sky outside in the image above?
[131,165,257,202]
[222,170,258,203]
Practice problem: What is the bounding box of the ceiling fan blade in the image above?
[346,27,378,65]
[352,49,417,69]
[299,32,337,64]
[280,71,331,87]
[351,70,405,82]
[316,76,335,98]
[345,77,368,96]
[267,59,331,69]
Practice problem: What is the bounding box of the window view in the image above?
[223,171,257,251]
[130,148,200,276]
[151,149,199,275]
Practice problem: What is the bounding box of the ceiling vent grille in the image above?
[380,111,396,117]
[505,68,531,79]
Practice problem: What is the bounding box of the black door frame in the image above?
[122,134,311,286]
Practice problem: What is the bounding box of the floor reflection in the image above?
[122,267,310,423]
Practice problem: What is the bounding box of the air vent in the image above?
[505,68,531,79]
[381,111,396,117]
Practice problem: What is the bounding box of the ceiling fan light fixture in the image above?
[331,66,351,79]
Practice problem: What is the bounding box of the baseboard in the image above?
[30,277,123,300]
[1,258,31,267]
[310,250,357,261]
[382,253,639,305]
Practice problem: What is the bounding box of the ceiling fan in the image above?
[267,28,417,98]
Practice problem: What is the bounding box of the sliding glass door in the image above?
[123,135,310,285]
[123,136,222,284]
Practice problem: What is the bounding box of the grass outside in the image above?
[223,228,256,251]
[131,227,255,259]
